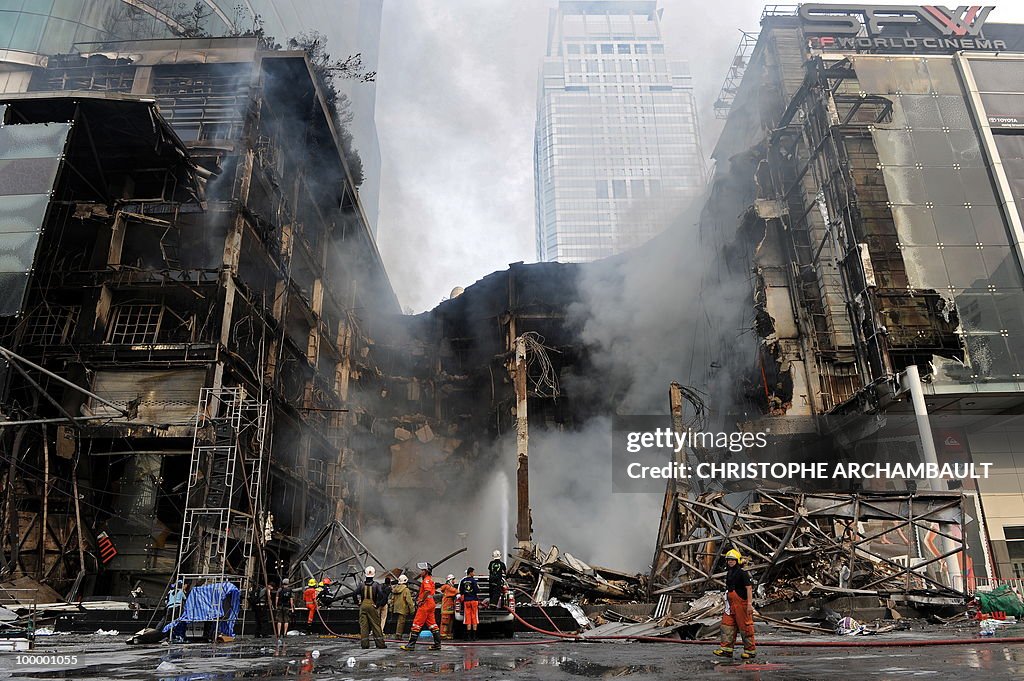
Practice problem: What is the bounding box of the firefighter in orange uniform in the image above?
[400,562,442,650]
[713,549,757,659]
[303,578,319,627]
[439,574,459,639]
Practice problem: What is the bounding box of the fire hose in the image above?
[314,601,565,647]
[507,606,1024,648]
[308,601,1024,649]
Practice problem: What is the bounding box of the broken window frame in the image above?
[107,303,164,345]
[23,304,80,347]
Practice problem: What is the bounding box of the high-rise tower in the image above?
[534,0,706,263]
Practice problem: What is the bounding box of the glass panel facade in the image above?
[0,118,70,315]
[854,55,1024,388]
[535,2,705,263]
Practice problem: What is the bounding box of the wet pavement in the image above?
[1,633,1023,680]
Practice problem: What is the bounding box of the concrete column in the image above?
[902,364,964,591]
[513,334,532,550]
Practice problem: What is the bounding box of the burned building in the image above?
[662,5,1024,588]
[0,32,633,599]
[0,37,398,598]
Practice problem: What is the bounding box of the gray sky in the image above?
[373,1,1024,312]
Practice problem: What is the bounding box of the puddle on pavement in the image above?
[557,659,661,676]
[16,652,667,679]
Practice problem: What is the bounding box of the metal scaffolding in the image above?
[651,490,968,599]
[714,31,759,119]
[177,387,267,591]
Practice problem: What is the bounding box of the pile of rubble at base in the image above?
[501,489,992,641]
[651,489,969,610]
[508,544,647,604]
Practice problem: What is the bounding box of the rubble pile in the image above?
[651,490,968,605]
[508,545,647,605]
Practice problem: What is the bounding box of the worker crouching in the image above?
[713,549,757,660]
[400,562,441,650]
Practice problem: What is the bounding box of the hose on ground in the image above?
[313,604,564,646]
[508,607,1024,648]
[297,604,1024,649]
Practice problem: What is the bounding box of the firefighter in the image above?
[713,548,757,660]
[487,550,506,609]
[439,574,459,640]
[390,574,415,636]
[400,562,441,650]
[358,566,387,649]
[317,577,337,608]
[459,566,480,640]
[303,578,319,627]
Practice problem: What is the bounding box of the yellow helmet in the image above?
[308,578,317,586]
[724,549,743,564]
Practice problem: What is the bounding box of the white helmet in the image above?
[493,550,501,559]
[398,574,409,584]
[364,566,376,578]
[446,574,455,583]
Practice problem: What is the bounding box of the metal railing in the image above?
[963,576,1024,594]
[761,4,799,19]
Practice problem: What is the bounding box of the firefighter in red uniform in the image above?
[400,562,442,650]
[303,578,319,627]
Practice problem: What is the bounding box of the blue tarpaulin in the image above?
[162,582,241,638]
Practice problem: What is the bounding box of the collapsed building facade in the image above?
[0,38,398,599]
[651,5,1024,600]
[0,30,618,598]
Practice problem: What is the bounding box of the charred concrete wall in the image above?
[0,38,397,598]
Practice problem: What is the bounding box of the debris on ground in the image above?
[509,544,647,604]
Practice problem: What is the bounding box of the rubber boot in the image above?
[739,630,756,659]
[375,637,387,649]
[400,631,418,651]
[713,625,736,658]
[360,638,370,649]
[431,629,442,650]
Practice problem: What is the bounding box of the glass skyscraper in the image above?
[534,0,706,263]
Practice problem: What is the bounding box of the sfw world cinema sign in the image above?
[799,4,1007,51]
